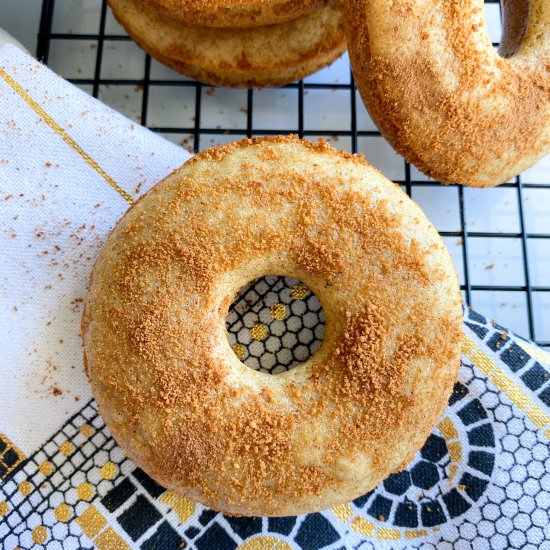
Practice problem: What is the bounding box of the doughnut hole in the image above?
[225,276,325,374]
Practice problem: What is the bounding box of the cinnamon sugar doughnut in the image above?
[346,0,550,187]
[108,0,346,88]
[138,0,326,28]
[82,136,462,516]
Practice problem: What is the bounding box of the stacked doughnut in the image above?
[108,0,346,87]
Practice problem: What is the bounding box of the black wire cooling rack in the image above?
[35,0,550,348]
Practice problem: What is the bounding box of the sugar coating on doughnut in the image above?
[82,136,462,516]
[346,0,550,187]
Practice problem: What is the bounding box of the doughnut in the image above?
[108,0,346,88]
[346,0,550,187]
[82,136,462,516]
[137,0,327,28]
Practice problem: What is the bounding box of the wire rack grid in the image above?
[34,0,550,348]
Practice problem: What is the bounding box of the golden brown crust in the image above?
[108,0,346,88]
[82,136,463,516]
[346,0,550,187]
[138,0,327,28]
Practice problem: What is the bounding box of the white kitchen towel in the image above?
[0,42,191,455]
[1,43,550,550]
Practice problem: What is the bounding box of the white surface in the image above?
[0,1,549,343]
[0,44,191,453]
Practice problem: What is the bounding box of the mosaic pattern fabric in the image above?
[1,299,550,549]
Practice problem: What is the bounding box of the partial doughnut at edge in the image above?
[346,0,550,187]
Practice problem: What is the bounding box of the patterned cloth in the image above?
[1,44,550,550]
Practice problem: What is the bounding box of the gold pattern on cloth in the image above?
[160,490,196,523]
[438,417,458,440]
[76,505,107,538]
[238,536,293,549]
[39,460,53,476]
[464,337,550,436]
[290,284,309,300]
[32,525,48,544]
[469,350,495,375]
[95,527,132,550]
[18,481,31,496]
[331,502,353,522]
[0,500,9,516]
[526,405,550,429]
[59,441,75,456]
[77,482,95,501]
[31,525,48,544]
[100,461,117,480]
[460,335,477,355]
[462,337,496,375]
[0,67,134,205]
[378,527,401,540]
[350,516,375,536]
[231,343,246,360]
[505,385,531,410]
[55,503,72,522]
[76,504,131,549]
[405,530,428,539]
[447,442,462,463]
[489,369,513,393]
[251,323,268,340]
[437,416,461,482]
[270,303,287,320]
